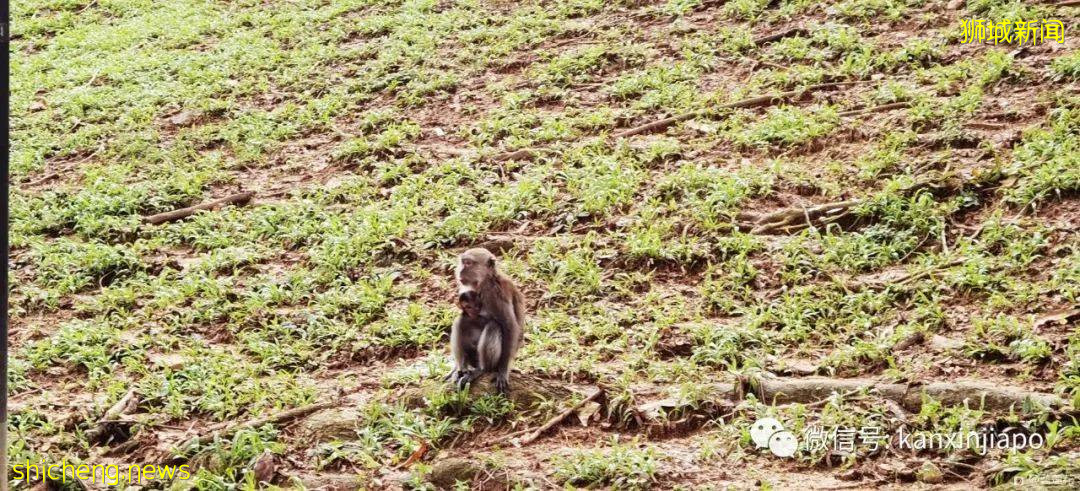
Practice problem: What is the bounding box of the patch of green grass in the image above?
[1003,106,1080,208]
[137,346,316,420]
[552,439,662,490]
[23,238,144,306]
[185,426,285,488]
[966,315,1052,364]
[533,44,646,87]
[1051,51,1080,81]
[528,237,606,300]
[722,0,773,21]
[332,115,422,162]
[832,0,918,21]
[562,146,646,218]
[733,104,839,148]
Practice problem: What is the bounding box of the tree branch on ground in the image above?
[143,191,256,225]
[838,101,911,118]
[613,81,862,138]
[753,27,808,46]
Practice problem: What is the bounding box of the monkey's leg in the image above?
[448,316,473,385]
[478,321,511,394]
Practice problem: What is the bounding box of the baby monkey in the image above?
[457,289,485,320]
[446,289,494,390]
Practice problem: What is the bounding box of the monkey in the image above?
[456,288,484,319]
[446,288,495,389]
[448,247,526,394]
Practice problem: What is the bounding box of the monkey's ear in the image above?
[488,257,495,267]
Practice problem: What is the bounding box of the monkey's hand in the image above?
[456,369,478,390]
[493,373,510,395]
[444,368,458,383]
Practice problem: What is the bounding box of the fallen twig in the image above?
[24,172,61,187]
[614,81,862,138]
[891,331,926,352]
[893,258,966,286]
[513,388,603,445]
[753,27,808,46]
[492,148,537,162]
[882,399,910,425]
[838,101,911,118]
[396,441,430,469]
[748,199,862,235]
[87,389,139,443]
[964,121,1008,130]
[143,191,255,225]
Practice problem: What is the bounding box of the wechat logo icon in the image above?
[750,417,799,458]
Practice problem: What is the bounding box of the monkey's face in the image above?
[458,290,482,318]
[456,248,495,288]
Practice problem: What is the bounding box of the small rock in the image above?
[428,458,481,489]
[638,398,680,420]
[917,461,944,484]
[252,450,276,484]
[778,358,820,376]
[168,110,197,127]
[577,401,601,426]
[297,406,361,442]
[288,472,365,490]
[150,353,186,371]
[930,335,965,352]
[477,236,516,255]
[684,120,717,134]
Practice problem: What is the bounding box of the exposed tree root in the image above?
[838,101,911,118]
[631,375,1067,430]
[491,148,537,162]
[889,258,966,287]
[753,27,808,46]
[634,394,736,439]
[87,389,139,444]
[401,372,576,411]
[742,199,861,235]
[143,191,256,225]
[746,376,1068,414]
[513,388,604,445]
[613,81,861,138]
[24,171,61,187]
[738,176,976,236]
[179,398,341,451]
[915,132,984,150]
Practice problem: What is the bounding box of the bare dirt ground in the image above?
[8,0,1080,489]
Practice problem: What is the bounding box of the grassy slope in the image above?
[8,0,1080,488]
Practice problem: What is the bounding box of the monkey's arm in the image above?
[447,316,466,382]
